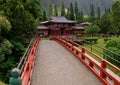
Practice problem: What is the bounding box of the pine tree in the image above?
[54,4,58,16]
[49,4,52,17]
[66,8,70,19]
[42,10,47,21]
[89,4,95,22]
[75,1,79,20]
[69,2,74,20]
[61,2,65,16]
[97,6,101,19]
[78,11,83,23]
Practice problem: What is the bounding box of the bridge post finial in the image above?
[9,68,22,85]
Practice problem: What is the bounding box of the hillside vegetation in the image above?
[40,0,115,15]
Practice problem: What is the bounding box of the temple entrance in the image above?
[48,29,51,35]
[60,28,64,35]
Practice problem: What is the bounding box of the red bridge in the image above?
[9,36,120,85]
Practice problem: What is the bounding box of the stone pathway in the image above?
[31,40,102,85]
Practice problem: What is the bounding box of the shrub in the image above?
[85,37,98,43]
[104,38,120,67]
[76,34,81,37]
[104,38,111,43]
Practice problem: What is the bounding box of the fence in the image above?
[81,41,120,68]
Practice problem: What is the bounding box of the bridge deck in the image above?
[31,40,102,85]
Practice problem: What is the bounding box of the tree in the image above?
[75,1,79,20]
[77,11,83,23]
[0,15,11,34]
[89,4,95,22]
[61,2,65,16]
[54,5,58,16]
[111,1,120,33]
[94,13,112,35]
[0,0,40,42]
[10,11,36,42]
[65,8,70,19]
[42,10,47,21]
[97,6,101,19]
[69,2,75,20]
[85,24,100,37]
[0,15,11,62]
[23,0,41,19]
[49,4,53,17]
[0,15,13,82]
[0,0,41,83]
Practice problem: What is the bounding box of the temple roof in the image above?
[40,16,76,24]
[80,22,92,25]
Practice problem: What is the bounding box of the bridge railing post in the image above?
[9,68,22,85]
[100,60,107,79]
[81,48,85,60]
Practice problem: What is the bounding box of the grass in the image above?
[82,38,120,76]
[84,38,106,58]
[41,37,49,40]
[0,81,7,85]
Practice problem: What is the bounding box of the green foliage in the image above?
[42,10,47,21]
[77,12,83,23]
[0,0,41,83]
[97,6,101,19]
[24,0,41,19]
[0,39,12,63]
[89,4,95,22]
[11,41,25,62]
[49,4,53,17]
[105,38,120,67]
[10,11,36,42]
[69,2,74,20]
[0,40,25,83]
[85,25,100,37]
[103,38,111,43]
[54,5,58,16]
[40,0,114,16]
[85,37,98,43]
[0,39,13,83]
[65,8,70,19]
[76,34,81,37]
[111,0,120,32]
[0,0,40,42]
[74,1,78,20]
[61,2,65,16]
[0,15,11,33]
[0,56,17,82]
[94,13,112,34]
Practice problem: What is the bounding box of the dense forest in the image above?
[40,0,115,15]
[0,0,41,83]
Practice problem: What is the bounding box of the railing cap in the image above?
[11,68,20,78]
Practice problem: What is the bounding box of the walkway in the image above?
[31,40,102,85]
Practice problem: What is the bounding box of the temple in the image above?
[37,16,85,37]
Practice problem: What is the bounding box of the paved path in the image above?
[31,40,102,85]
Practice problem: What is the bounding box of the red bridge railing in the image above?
[21,36,40,85]
[54,36,120,85]
[9,36,40,85]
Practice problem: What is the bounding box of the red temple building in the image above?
[37,16,85,37]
